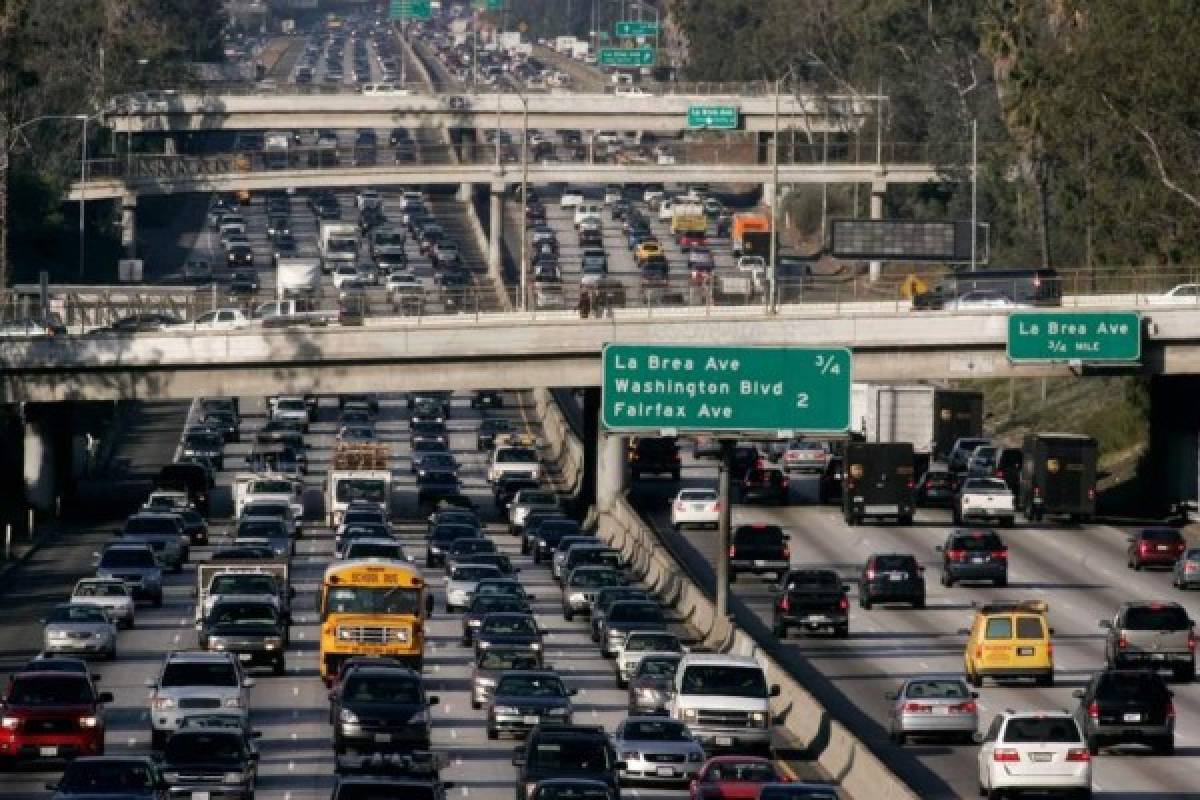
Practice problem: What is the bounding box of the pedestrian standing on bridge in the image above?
[578,289,592,319]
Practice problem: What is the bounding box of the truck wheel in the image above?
[834,625,849,639]
[941,572,953,588]
[1037,672,1054,688]
[898,514,913,526]
[772,621,787,639]
[1174,664,1194,683]
[1156,735,1175,756]
[672,470,681,481]
[273,659,286,676]
[860,594,872,610]
[729,571,737,583]
[151,729,168,751]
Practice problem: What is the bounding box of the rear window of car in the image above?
[530,737,612,770]
[1096,672,1169,700]
[904,680,968,699]
[786,571,839,589]
[1125,605,1191,630]
[733,526,784,545]
[1141,529,1182,542]
[1002,717,1081,743]
[953,532,1004,550]
[874,555,916,571]
[984,617,1013,639]
[1015,616,1045,639]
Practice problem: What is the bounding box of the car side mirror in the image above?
[1072,689,1084,698]
[885,691,897,700]
[970,691,979,699]
[289,588,297,599]
[96,691,114,703]
[251,731,263,738]
[934,545,944,552]
[769,684,781,697]
[918,566,926,573]
[91,674,101,683]
[841,585,850,593]
[248,752,260,762]
[615,761,628,770]
[195,622,203,631]
[1098,620,1112,629]
[768,584,780,593]
[957,628,970,636]
[569,688,579,696]
[1049,628,1056,635]
[425,595,435,616]
[972,732,984,744]
[242,678,256,688]
[427,696,440,706]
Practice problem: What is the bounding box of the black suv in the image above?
[1074,669,1175,755]
[771,568,849,639]
[728,524,791,582]
[859,553,925,609]
[512,725,622,800]
[936,529,1008,588]
[627,437,681,480]
[197,597,288,675]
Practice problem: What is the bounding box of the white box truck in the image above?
[276,256,321,296]
[318,221,359,274]
[849,383,984,464]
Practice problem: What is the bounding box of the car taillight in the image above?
[1087,487,1096,500]
[924,480,933,489]
[846,480,857,490]
[1167,701,1176,720]
[951,700,977,713]
[712,501,721,513]
[865,569,876,581]
[675,501,686,511]
[1118,635,1128,650]
[1087,701,1099,720]
[994,469,1003,478]
[906,480,914,490]
[779,595,790,611]
[1065,748,1090,762]
[904,702,932,713]
[947,549,966,561]
[993,749,1020,762]
[1187,563,1199,574]
[991,550,1008,560]
[782,546,790,559]
[1046,641,1053,659]
[728,546,736,558]
[838,596,849,610]
[1139,542,1150,554]
[1034,485,1042,497]
[1189,632,1196,653]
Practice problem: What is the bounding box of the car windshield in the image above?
[624,719,690,741]
[209,602,278,626]
[497,448,538,463]
[276,399,305,412]
[628,634,680,652]
[453,565,503,581]
[47,605,109,624]
[759,788,838,800]
[678,490,717,502]
[75,582,128,598]
[609,603,662,623]
[786,571,839,589]
[325,587,421,615]
[59,762,156,792]
[733,526,785,546]
[519,491,558,505]
[703,761,777,781]
[252,481,294,494]
[530,740,611,771]
[535,786,612,800]
[125,517,175,534]
[164,732,245,764]
[345,543,404,560]
[238,520,285,538]
[1002,717,1081,743]
[496,674,566,697]
[244,503,287,518]
[100,548,157,568]
[9,675,93,705]
[452,539,496,554]
[636,656,681,678]
[1125,605,1191,630]
[185,432,221,449]
[344,674,422,704]
[160,662,238,687]
[873,556,916,572]
[336,786,435,800]
[474,596,526,614]
[483,616,538,635]
[1142,528,1182,542]
[345,512,385,526]
[964,479,1008,492]
[681,665,768,698]
[1097,673,1170,699]
[953,532,1004,550]
[572,570,621,588]
[904,680,969,699]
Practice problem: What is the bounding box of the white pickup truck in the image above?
[955,477,1016,527]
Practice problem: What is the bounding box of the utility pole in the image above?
[970,118,978,271]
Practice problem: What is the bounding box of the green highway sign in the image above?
[472,0,504,9]
[602,345,852,434]
[598,47,656,67]
[389,0,431,20]
[1007,311,1142,363]
[687,105,740,130]
[615,20,659,37]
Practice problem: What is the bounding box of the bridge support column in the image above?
[868,179,886,282]
[457,183,473,203]
[488,183,503,282]
[120,191,138,258]
[22,410,57,514]
[597,431,626,515]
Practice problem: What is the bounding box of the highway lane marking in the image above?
[775,758,799,781]
[293,686,300,696]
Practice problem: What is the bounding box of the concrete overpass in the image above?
[66,160,941,200]
[105,90,873,134]
[1,304,1195,402]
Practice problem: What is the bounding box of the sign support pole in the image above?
[715,439,733,625]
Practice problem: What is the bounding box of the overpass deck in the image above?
[2,303,1197,402]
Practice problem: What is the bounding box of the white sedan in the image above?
[977,710,1091,798]
[1150,283,1200,304]
[670,488,720,530]
[944,290,1023,311]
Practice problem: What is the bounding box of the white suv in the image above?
[977,710,1092,799]
[147,651,254,749]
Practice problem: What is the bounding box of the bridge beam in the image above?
[121,191,138,258]
[868,180,886,282]
[489,183,503,280]
[21,406,58,514]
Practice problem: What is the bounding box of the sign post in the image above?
[1007,311,1141,364]
[597,47,656,67]
[602,344,853,625]
[686,105,740,130]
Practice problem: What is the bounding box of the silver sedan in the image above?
[886,677,979,745]
[446,563,504,613]
[611,716,705,785]
[42,603,118,660]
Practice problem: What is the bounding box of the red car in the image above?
[678,231,707,250]
[1128,528,1186,570]
[0,670,113,764]
[689,755,787,800]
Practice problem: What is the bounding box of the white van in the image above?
[668,653,780,753]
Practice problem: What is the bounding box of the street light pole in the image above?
[78,114,87,278]
[768,77,780,313]
[519,91,529,312]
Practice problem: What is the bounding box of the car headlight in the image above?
[409,710,429,724]
[530,642,542,650]
[1,717,18,730]
[537,539,548,547]
[526,784,539,799]
[339,709,359,724]
[264,637,282,650]
[476,677,496,687]
[338,628,354,640]
[223,696,244,708]
[637,687,662,700]
[751,711,768,727]
[682,708,697,721]
[493,706,518,716]
[469,618,482,627]
[223,772,245,784]
[546,707,569,716]
[152,697,175,711]
[79,716,99,728]
[162,771,181,783]
[687,750,703,762]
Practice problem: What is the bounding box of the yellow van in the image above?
[961,601,1054,688]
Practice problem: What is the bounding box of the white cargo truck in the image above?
[849,383,984,464]
[275,256,321,296]
[318,221,359,273]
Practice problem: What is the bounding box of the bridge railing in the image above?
[80,139,938,182]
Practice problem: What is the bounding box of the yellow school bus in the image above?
[318,560,432,682]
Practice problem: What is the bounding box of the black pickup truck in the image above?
[728,524,790,582]
[771,568,849,639]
